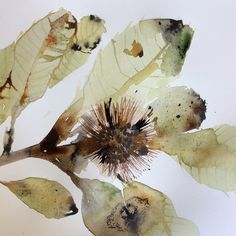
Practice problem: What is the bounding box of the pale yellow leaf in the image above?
[150,86,206,135]
[0,43,15,124]
[0,9,106,125]
[49,14,106,87]
[158,125,236,191]
[76,19,193,112]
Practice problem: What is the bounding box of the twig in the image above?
[0,144,39,167]
[0,141,82,189]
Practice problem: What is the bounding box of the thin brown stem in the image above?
[0,142,82,189]
[0,144,39,167]
[0,143,77,168]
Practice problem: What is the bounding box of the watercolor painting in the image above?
[0,1,235,236]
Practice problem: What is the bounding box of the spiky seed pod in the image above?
[77,98,157,181]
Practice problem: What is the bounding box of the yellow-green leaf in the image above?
[1,177,78,219]
[77,19,193,110]
[158,125,236,191]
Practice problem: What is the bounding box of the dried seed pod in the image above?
[75,98,157,180]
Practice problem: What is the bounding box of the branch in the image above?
[0,141,82,189]
[0,143,77,169]
[0,144,39,167]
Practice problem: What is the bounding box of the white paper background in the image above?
[0,0,236,235]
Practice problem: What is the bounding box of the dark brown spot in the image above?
[84,42,89,48]
[40,128,59,153]
[123,40,144,58]
[65,203,78,216]
[90,37,101,50]
[65,16,78,31]
[89,15,102,23]
[0,71,17,99]
[89,15,95,21]
[138,146,148,155]
[2,128,14,155]
[139,50,144,57]
[71,43,81,51]
[165,19,183,34]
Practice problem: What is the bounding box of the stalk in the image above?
[0,144,40,167]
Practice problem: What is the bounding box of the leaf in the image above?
[78,19,193,109]
[0,177,78,219]
[79,179,199,236]
[48,19,193,145]
[150,86,206,135]
[0,43,15,124]
[49,14,106,88]
[0,9,106,125]
[124,182,199,236]
[158,125,236,191]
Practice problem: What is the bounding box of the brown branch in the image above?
[0,141,83,189]
[0,143,77,169]
[0,144,39,167]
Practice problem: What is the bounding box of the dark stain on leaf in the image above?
[64,202,79,216]
[192,97,207,123]
[89,14,102,23]
[2,128,14,155]
[0,71,17,99]
[106,197,149,234]
[71,43,82,51]
[165,19,183,34]
[177,30,193,59]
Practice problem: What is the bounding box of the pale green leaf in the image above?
[77,19,193,111]
[150,86,206,135]
[158,125,236,191]
[79,179,199,236]
[1,177,78,219]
